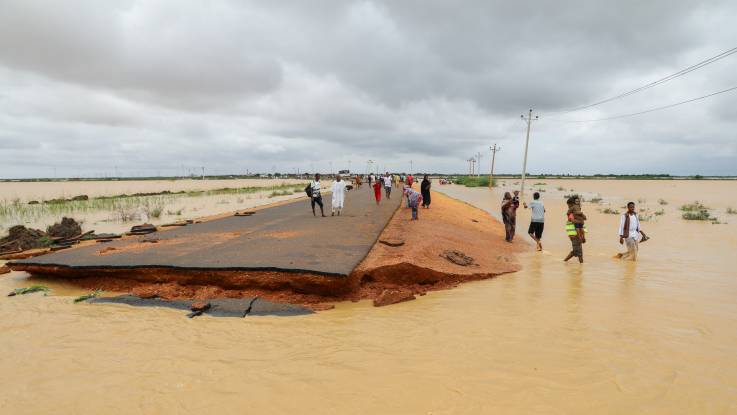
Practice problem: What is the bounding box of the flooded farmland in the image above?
[1,179,736,414]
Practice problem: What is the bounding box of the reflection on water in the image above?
[1,179,736,414]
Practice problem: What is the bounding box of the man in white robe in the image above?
[331,175,347,216]
[618,201,648,261]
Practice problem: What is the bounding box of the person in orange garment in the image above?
[372,177,382,205]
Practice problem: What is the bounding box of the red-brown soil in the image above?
[352,191,525,302]
[14,191,526,308]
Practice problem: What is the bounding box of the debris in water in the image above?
[373,289,416,307]
[128,224,157,235]
[47,217,82,239]
[8,285,51,296]
[441,250,477,267]
[234,211,255,217]
[74,289,104,303]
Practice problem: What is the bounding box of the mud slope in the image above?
[353,190,526,300]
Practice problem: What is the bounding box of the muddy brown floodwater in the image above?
[1,179,736,414]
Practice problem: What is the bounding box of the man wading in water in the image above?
[309,173,326,217]
[617,201,648,261]
[523,192,545,251]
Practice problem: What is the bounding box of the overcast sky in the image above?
[1,0,736,178]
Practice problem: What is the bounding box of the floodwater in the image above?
[0,179,307,235]
[1,179,736,414]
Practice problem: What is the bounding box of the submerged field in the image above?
[1,179,736,413]
[0,179,307,235]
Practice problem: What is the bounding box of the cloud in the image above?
[0,0,735,178]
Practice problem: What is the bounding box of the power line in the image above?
[557,84,737,123]
[562,45,737,113]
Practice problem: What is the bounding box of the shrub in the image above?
[680,201,708,212]
[455,176,496,187]
[658,199,668,205]
[682,209,713,221]
[601,208,619,214]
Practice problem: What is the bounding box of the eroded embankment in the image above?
[352,190,526,304]
[11,190,526,308]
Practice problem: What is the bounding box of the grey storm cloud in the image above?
[0,0,736,178]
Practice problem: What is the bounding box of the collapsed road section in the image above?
[9,188,401,300]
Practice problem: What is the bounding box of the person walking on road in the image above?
[383,172,393,199]
[618,202,648,261]
[368,173,374,188]
[309,173,326,217]
[372,176,382,205]
[564,197,584,263]
[331,175,347,216]
[524,192,545,251]
[407,174,414,187]
[420,175,431,208]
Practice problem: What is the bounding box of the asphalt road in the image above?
[14,185,401,277]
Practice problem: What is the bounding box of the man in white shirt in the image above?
[383,172,393,199]
[310,173,326,217]
[618,202,648,261]
[331,175,347,216]
[523,192,545,251]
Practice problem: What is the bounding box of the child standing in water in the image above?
[567,195,587,243]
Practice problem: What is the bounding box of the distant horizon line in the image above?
[1,173,735,182]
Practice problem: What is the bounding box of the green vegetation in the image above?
[0,182,306,227]
[680,200,718,222]
[556,186,565,191]
[74,289,103,303]
[149,207,163,218]
[455,176,497,187]
[680,201,708,212]
[589,197,602,204]
[727,207,737,215]
[658,198,668,205]
[601,208,619,214]
[8,285,50,296]
[533,182,546,186]
[269,190,292,198]
[654,209,665,216]
[682,210,715,221]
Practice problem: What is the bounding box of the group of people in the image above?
[306,173,349,217]
[502,191,648,262]
[307,172,433,221]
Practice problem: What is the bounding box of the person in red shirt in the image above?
[407,174,414,187]
[372,179,382,205]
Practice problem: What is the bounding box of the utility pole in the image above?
[475,152,483,176]
[201,166,205,180]
[520,109,538,199]
[489,144,500,188]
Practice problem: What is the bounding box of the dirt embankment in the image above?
[15,191,526,308]
[353,191,526,303]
